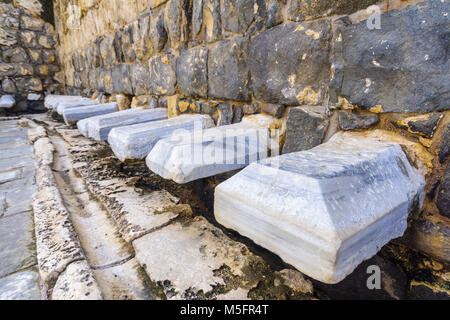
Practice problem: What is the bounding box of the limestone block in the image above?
[44,95,82,109]
[214,133,425,284]
[146,122,270,183]
[63,102,118,125]
[108,114,214,161]
[79,108,168,141]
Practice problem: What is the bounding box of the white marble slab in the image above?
[63,102,118,125]
[214,133,425,284]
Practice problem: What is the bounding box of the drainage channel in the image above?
[49,134,155,300]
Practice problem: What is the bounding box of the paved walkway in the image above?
[0,119,40,300]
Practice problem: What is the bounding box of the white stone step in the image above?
[77,108,168,141]
[63,102,118,125]
[44,95,84,110]
[214,132,425,284]
[146,122,270,184]
[108,114,214,161]
[56,99,99,115]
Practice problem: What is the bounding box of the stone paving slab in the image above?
[146,122,270,183]
[0,270,40,300]
[108,114,214,161]
[63,103,118,125]
[3,185,36,217]
[0,211,37,278]
[79,108,168,141]
[214,133,425,284]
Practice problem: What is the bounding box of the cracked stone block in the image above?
[146,121,270,184]
[51,260,103,300]
[63,103,119,125]
[80,108,168,141]
[214,133,425,284]
[108,114,214,161]
[0,95,16,109]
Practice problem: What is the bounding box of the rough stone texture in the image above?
[439,124,450,164]
[396,113,443,138]
[55,98,98,114]
[250,20,331,105]
[221,0,254,33]
[108,114,214,161]
[149,54,177,96]
[146,122,270,183]
[176,46,208,98]
[283,106,329,154]
[409,281,450,300]
[0,270,40,300]
[330,0,450,113]
[216,102,234,126]
[339,111,379,130]
[44,95,82,109]
[436,165,449,218]
[215,134,425,284]
[63,102,118,125]
[208,37,251,102]
[133,217,264,299]
[78,108,167,141]
[203,0,221,42]
[150,11,168,53]
[261,103,285,118]
[51,260,103,300]
[287,0,379,22]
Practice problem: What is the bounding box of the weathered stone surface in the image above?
[243,103,261,115]
[339,111,379,130]
[261,103,285,118]
[0,95,16,109]
[149,54,176,96]
[150,11,168,52]
[409,280,450,300]
[147,121,269,183]
[79,108,167,141]
[0,13,19,29]
[215,133,425,284]
[133,217,264,299]
[108,114,214,161]
[1,78,16,93]
[250,20,331,105]
[283,106,329,154]
[216,102,234,126]
[222,0,254,33]
[399,211,449,263]
[15,77,42,92]
[0,270,40,300]
[192,0,203,35]
[63,102,119,125]
[99,35,118,66]
[439,124,450,164]
[254,0,283,30]
[2,47,28,63]
[330,0,449,113]
[208,37,251,102]
[20,14,44,30]
[288,0,379,22]
[111,64,133,94]
[51,260,103,300]
[164,0,187,48]
[134,16,153,61]
[177,46,208,98]
[0,212,36,278]
[0,28,17,46]
[396,113,443,138]
[436,165,450,218]
[119,25,136,63]
[203,0,221,42]
[13,0,42,16]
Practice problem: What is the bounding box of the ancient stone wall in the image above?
[0,0,61,112]
[54,0,449,267]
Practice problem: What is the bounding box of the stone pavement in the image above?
[0,119,40,300]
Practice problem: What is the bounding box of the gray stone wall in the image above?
[54,0,449,265]
[0,0,61,112]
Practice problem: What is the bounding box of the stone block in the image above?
[79,108,168,141]
[338,111,379,130]
[214,133,425,284]
[176,46,208,98]
[330,0,449,113]
[147,121,270,183]
[63,102,118,125]
[0,95,16,109]
[108,114,214,161]
[149,53,177,96]
[250,20,331,105]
